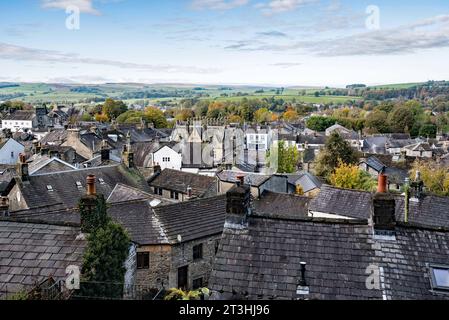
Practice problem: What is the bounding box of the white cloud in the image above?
[225,14,449,56]
[256,0,317,15]
[41,0,100,15]
[0,42,218,74]
[192,0,249,10]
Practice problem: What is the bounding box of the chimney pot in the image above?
[377,173,388,193]
[86,175,96,196]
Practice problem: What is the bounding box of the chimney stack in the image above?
[226,178,251,216]
[187,186,192,198]
[122,132,135,168]
[373,174,396,231]
[100,140,110,162]
[17,154,29,182]
[0,197,9,217]
[86,174,96,196]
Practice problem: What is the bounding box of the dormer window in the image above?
[46,185,53,192]
[429,265,449,293]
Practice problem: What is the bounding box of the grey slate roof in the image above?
[217,170,270,187]
[289,172,322,193]
[363,156,386,173]
[309,185,373,219]
[3,111,35,121]
[13,164,149,211]
[254,191,309,217]
[149,169,217,197]
[309,185,449,229]
[0,220,85,296]
[107,183,174,206]
[152,195,227,243]
[209,214,449,300]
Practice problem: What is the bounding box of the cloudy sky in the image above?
[0,0,448,87]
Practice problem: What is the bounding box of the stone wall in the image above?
[135,245,171,289]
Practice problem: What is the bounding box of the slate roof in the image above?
[3,111,36,121]
[361,136,388,154]
[107,183,174,206]
[297,134,326,145]
[253,191,309,217]
[39,130,67,146]
[217,170,271,187]
[149,169,217,197]
[288,172,322,193]
[28,156,77,175]
[209,213,449,300]
[309,185,449,229]
[362,156,386,173]
[152,195,227,243]
[0,219,85,296]
[309,185,373,219]
[12,164,150,210]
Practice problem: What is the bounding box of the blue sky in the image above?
[0,0,448,87]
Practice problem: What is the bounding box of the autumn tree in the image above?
[410,160,449,197]
[330,161,377,191]
[315,133,360,179]
[254,108,272,124]
[283,107,299,122]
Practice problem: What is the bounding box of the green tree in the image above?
[419,123,437,138]
[365,110,390,133]
[78,195,130,299]
[254,108,271,123]
[388,105,416,133]
[267,141,300,173]
[102,98,128,120]
[143,107,168,128]
[315,133,360,179]
[306,116,336,132]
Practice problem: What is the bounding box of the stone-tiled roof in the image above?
[3,111,36,121]
[152,195,227,244]
[253,191,309,217]
[0,219,85,296]
[309,185,373,219]
[12,164,149,211]
[209,213,449,300]
[28,156,77,176]
[149,169,217,197]
[107,183,174,206]
[309,185,449,229]
[217,170,270,187]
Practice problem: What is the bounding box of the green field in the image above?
[0,82,362,106]
[368,82,424,90]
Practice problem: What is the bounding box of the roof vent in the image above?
[46,185,54,192]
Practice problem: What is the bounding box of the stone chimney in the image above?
[226,176,251,216]
[122,131,134,168]
[32,141,41,155]
[372,174,396,230]
[67,128,81,141]
[79,175,99,233]
[0,197,9,217]
[100,140,110,162]
[17,154,29,182]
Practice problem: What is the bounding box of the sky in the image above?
[0,0,448,87]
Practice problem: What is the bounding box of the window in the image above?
[11,151,14,158]
[429,265,449,292]
[170,191,175,199]
[46,185,53,192]
[175,192,179,200]
[137,252,150,269]
[192,278,203,290]
[193,243,203,261]
[154,187,158,195]
[159,188,163,196]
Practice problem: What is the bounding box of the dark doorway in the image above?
[178,266,188,290]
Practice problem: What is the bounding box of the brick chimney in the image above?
[17,154,29,182]
[0,197,9,217]
[373,174,396,230]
